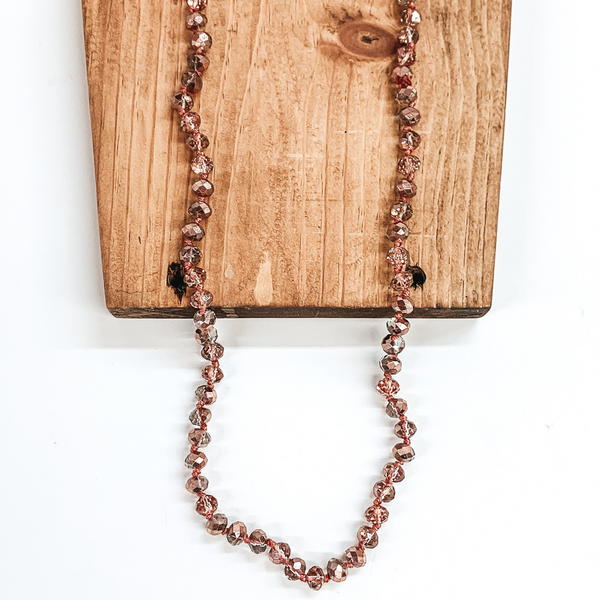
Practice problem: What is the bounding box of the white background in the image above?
[1,1,599,599]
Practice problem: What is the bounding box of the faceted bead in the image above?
[248,529,268,553]
[376,377,400,396]
[201,343,225,361]
[194,309,217,327]
[399,107,421,126]
[226,521,247,546]
[397,45,416,67]
[206,513,228,535]
[400,8,421,25]
[392,296,415,314]
[284,557,306,581]
[386,246,410,268]
[191,154,214,176]
[386,398,408,418]
[396,179,417,198]
[397,26,419,44]
[365,504,389,526]
[186,475,208,494]
[401,131,421,152]
[373,480,396,502]
[181,71,203,95]
[396,87,417,106]
[394,420,417,438]
[357,525,379,549]
[195,326,218,345]
[387,316,410,336]
[188,201,212,219]
[187,0,208,10]
[191,30,212,53]
[180,245,202,264]
[185,133,209,151]
[202,365,223,383]
[171,91,193,112]
[380,355,402,375]
[345,546,367,568]
[383,461,406,483]
[188,53,210,72]
[327,558,347,583]
[391,201,413,221]
[191,290,214,308]
[185,451,208,470]
[189,406,211,425]
[192,179,214,197]
[387,222,410,242]
[306,566,325,591]
[393,442,416,462]
[182,223,205,241]
[195,493,218,516]
[391,271,414,291]
[180,112,201,133]
[188,428,211,447]
[185,11,208,31]
[184,269,206,288]
[392,65,413,88]
[195,384,217,405]
[382,334,405,354]
[268,542,291,564]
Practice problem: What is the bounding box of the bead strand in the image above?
[177,0,422,590]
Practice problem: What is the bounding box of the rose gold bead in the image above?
[284,557,306,581]
[326,558,347,583]
[187,0,208,11]
[344,546,366,568]
[387,246,410,268]
[191,154,214,176]
[357,525,379,549]
[391,271,414,292]
[188,201,212,220]
[188,428,211,447]
[195,385,217,405]
[185,451,207,470]
[385,398,408,418]
[392,296,414,314]
[393,442,416,463]
[185,11,208,31]
[190,30,212,52]
[387,222,410,242]
[383,462,405,483]
[185,475,208,494]
[268,542,291,564]
[180,112,201,133]
[376,377,400,396]
[189,406,211,425]
[387,317,410,336]
[394,420,417,439]
[365,504,389,526]
[226,521,247,546]
[306,566,325,591]
[248,529,268,553]
[373,480,396,502]
[182,223,205,241]
[195,493,218,516]
[192,179,214,197]
[206,513,228,535]
[202,365,224,383]
[380,355,402,375]
[181,71,203,94]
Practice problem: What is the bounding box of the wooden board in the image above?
[81,0,511,318]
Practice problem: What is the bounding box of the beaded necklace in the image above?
[171,0,422,589]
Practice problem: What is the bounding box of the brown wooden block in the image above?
[81,0,511,318]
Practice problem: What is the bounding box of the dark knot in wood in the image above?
[337,22,397,60]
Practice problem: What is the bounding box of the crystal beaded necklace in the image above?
[172,0,422,590]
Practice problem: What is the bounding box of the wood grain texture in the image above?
[82,0,511,318]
